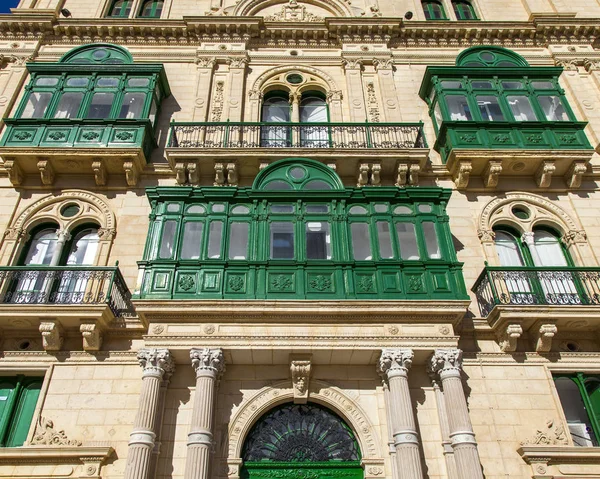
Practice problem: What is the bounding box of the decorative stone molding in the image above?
[123,161,139,186]
[583,58,600,72]
[373,57,393,71]
[3,227,27,241]
[226,163,238,186]
[378,348,413,379]
[535,160,555,188]
[196,56,217,69]
[91,160,107,186]
[290,355,311,403]
[226,56,249,69]
[563,229,587,245]
[251,66,339,97]
[454,160,472,189]
[80,322,103,352]
[137,348,176,378]
[174,162,187,185]
[188,162,200,184]
[37,159,55,186]
[4,160,24,186]
[520,419,568,446]
[190,347,225,377]
[366,82,380,123]
[39,320,64,352]
[29,417,82,446]
[342,58,364,71]
[499,323,523,352]
[326,90,343,102]
[477,229,495,243]
[483,160,502,188]
[533,323,557,353]
[564,161,587,188]
[211,81,225,122]
[263,0,323,22]
[429,348,463,378]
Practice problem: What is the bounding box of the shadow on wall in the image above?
[150,95,182,165]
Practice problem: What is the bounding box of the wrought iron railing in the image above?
[0,265,135,318]
[473,266,600,317]
[167,121,426,149]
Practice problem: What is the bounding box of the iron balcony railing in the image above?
[473,265,600,317]
[167,121,427,149]
[0,264,135,318]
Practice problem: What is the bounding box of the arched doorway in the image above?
[241,402,364,479]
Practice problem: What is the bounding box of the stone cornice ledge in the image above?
[0,445,114,463]
[519,445,600,464]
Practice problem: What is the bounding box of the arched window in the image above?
[138,0,164,18]
[261,92,290,147]
[452,0,477,19]
[299,92,328,147]
[107,0,132,17]
[422,0,447,20]
[555,376,599,446]
[242,403,362,479]
[22,226,59,267]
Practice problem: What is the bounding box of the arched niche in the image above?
[477,192,595,267]
[1,190,117,267]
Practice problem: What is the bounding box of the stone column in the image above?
[192,57,217,122]
[184,348,225,479]
[342,58,367,122]
[430,374,458,479]
[378,349,424,479]
[124,349,175,479]
[429,349,484,479]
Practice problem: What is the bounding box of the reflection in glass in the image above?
[180,222,203,260]
[507,96,537,121]
[306,222,331,260]
[351,223,372,260]
[21,92,52,119]
[86,92,115,119]
[53,92,84,119]
[445,95,473,121]
[229,222,249,260]
[539,96,569,121]
[159,220,177,259]
[395,223,419,260]
[376,222,394,259]
[270,222,295,259]
[476,95,505,121]
[555,377,597,446]
[119,93,146,119]
[207,221,223,259]
[423,221,441,259]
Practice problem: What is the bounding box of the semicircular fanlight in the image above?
[242,403,361,462]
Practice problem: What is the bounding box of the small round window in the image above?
[479,51,496,63]
[60,204,80,218]
[512,206,530,220]
[288,166,307,182]
[286,73,304,84]
[92,49,110,61]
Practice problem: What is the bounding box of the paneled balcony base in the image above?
[447,148,593,189]
[0,147,146,187]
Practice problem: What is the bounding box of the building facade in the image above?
[0,0,600,478]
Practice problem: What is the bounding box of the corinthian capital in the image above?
[138,348,175,379]
[378,348,413,379]
[428,349,462,379]
[190,348,225,378]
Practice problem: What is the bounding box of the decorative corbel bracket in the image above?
[37,159,55,186]
[370,163,381,186]
[91,159,107,186]
[123,160,139,186]
[409,163,420,186]
[454,160,472,189]
[80,321,104,352]
[357,163,369,187]
[39,319,64,352]
[356,163,381,187]
[533,323,557,353]
[290,355,312,404]
[484,160,503,188]
[395,162,408,186]
[535,160,555,188]
[188,162,200,184]
[4,160,23,186]
[214,162,226,186]
[565,161,587,189]
[174,162,187,185]
[499,323,523,352]
[226,162,238,186]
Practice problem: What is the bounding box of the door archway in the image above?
[241,402,364,479]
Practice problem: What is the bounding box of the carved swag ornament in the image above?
[29,417,82,446]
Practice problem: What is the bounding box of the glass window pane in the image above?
[501,81,523,90]
[232,205,250,215]
[423,222,441,259]
[66,77,89,87]
[349,206,368,215]
[96,77,119,88]
[532,81,553,89]
[207,221,223,259]
[149,100,157,125]
[374,204,388,213]
[86,92,114,119]
[507,96,537,121]
[394,206,412,215]
[303,180,332,190]
[495,231,525,267]
[396,223,420,260]
[376,222,394,259]
[538,95,569,121]
[418,204,433,213]
[445,95,473,120]
[229,222,249,260]
[21,92,52,119]
[434,102,443,127]
[351,223,372,260]
[180,222,203,260]
[212,204,225,213]
[262,97,290,122]
[300,97,327,123]
[264,180,292,190]
[306,204,329,214]
[24,229,58,265]
[65,229,99,266]
[53,92,83,119]
[270,204,294,214]
[306,222,331,260]
[166,203,180,213]
[471,81,493,89]
[159,220,176,259]
[186,205,206,214]
[532,229,568,267]
[35,77,59,87]
[119,92,146,119]
[476,95,505,121]
[270,222,295,259]
[555,377,597,447]
[441,81,463,89]
[128,77,150,88]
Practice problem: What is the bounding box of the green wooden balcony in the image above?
[473,265,600,317]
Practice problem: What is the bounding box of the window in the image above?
[0,376,43,447]
[555,374,600,447]
[261,93,290,147]
[138,0,163,17]
[422,0,447,20]
[107,0,132,17]
[452,0,477,19]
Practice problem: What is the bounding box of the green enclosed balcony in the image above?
[419,46,594,189]
[0,43,170,187]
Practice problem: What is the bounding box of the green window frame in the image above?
[452,0,478,20]
[138,0,164,18]
[0,376,43,448]
[554,374,600,447]
[422,0,448,20]
[106,0,132,17]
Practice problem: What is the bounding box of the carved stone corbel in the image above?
[290,355,311,404]
[188,162,199,184]
[174,162,187,185]
[409,163,420,186]
[533,323,557,353]
[39,319,64,352]
[92,159,107,186]
[395,162,408,186]
[357,163,369,187]
[454,160,472,189]
[37,159,55,186]
[123,161,139,186]
[226,162,238,186]
[499,323,523,352]
[80,322,103,352]
[483,160,502,188]
[214,162,226,186]
[565,161,587,189]
[535,160,555,188]
[477,229,495,243]
[4,160,24,186]
[370,163,381,186]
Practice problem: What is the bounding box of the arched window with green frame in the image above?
[138,0,164,18]
[106,0,132,17]
[241,403,363,479]
[452,0,477,19]
[422,0,448,20]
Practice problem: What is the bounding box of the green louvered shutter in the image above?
[5,379,42,447]
[0,380,18,447]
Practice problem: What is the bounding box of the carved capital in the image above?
[290,356,311,403]
[190,348,225,378]
[555,59,579,71]
[39,320,64,352]
[226,56,248,69]
[3,227,27,241]
[97,228,116,240]
[378,348,413,380]
[373,57,393,71]
[196,56,217,69]
[91,160,107,186]
[534,323,557,353]
[477,229,496,243]
[326,90,343,102]
[249,89,263,101]
[429,349,463,379]
[37,159,55,186]
[342,58,363,71]
[138,348,175,378]
[499,323,523,352]
[454,161,472,189]
[535,160,555,188]
[584,58,600,72]
[483,160,502,188]
[80,322,103,352]
[563,229,587,245]
[521,231,535,246]
[565,161,587,189]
